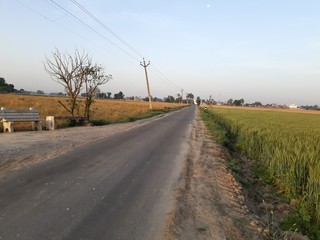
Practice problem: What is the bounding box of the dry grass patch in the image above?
[0,94,186,129]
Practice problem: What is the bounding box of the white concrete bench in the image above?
[46,116,88,130]
[0,107,42,132]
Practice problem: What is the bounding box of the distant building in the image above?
[288,103,298,109]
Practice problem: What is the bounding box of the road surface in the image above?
[0,106,195,240]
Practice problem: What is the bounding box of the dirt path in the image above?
[164,108,267,240]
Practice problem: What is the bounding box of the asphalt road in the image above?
[0,106,195,240]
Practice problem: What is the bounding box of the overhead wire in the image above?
[69,0,145,59]
[15,0,106,53]
[15,0,139,68]
[15,0,54,22]
[149,65,182,90]
[48,0,141,62]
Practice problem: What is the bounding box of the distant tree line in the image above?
[226,98,245,106]
[300,105,319,111]
[202,95,320,110]
[163,92,195,104]
[0,77,15,93]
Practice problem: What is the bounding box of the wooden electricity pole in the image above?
[181,88,184,103]
[140,58,152,110]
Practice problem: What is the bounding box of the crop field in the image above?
[0,94,186,129]
[202,106,320,226]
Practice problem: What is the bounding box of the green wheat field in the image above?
[203,107,320,226]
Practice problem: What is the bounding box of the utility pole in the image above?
[140,58,152,110]
[181,88,184,103]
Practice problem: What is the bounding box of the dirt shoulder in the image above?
[164,108,268,240]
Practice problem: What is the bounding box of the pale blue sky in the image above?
[1,0,320,105]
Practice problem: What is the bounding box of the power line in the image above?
[48,0,141,62]
[149,70,179,91]
[15,0,104,52]
[15,0,137,67]
[15,0,52,21]
[16,0,110,54]
[149,65,183,90]
[69,0,145,59]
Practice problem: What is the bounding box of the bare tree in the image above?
[83,64,112,120]
[44,48,91,116]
